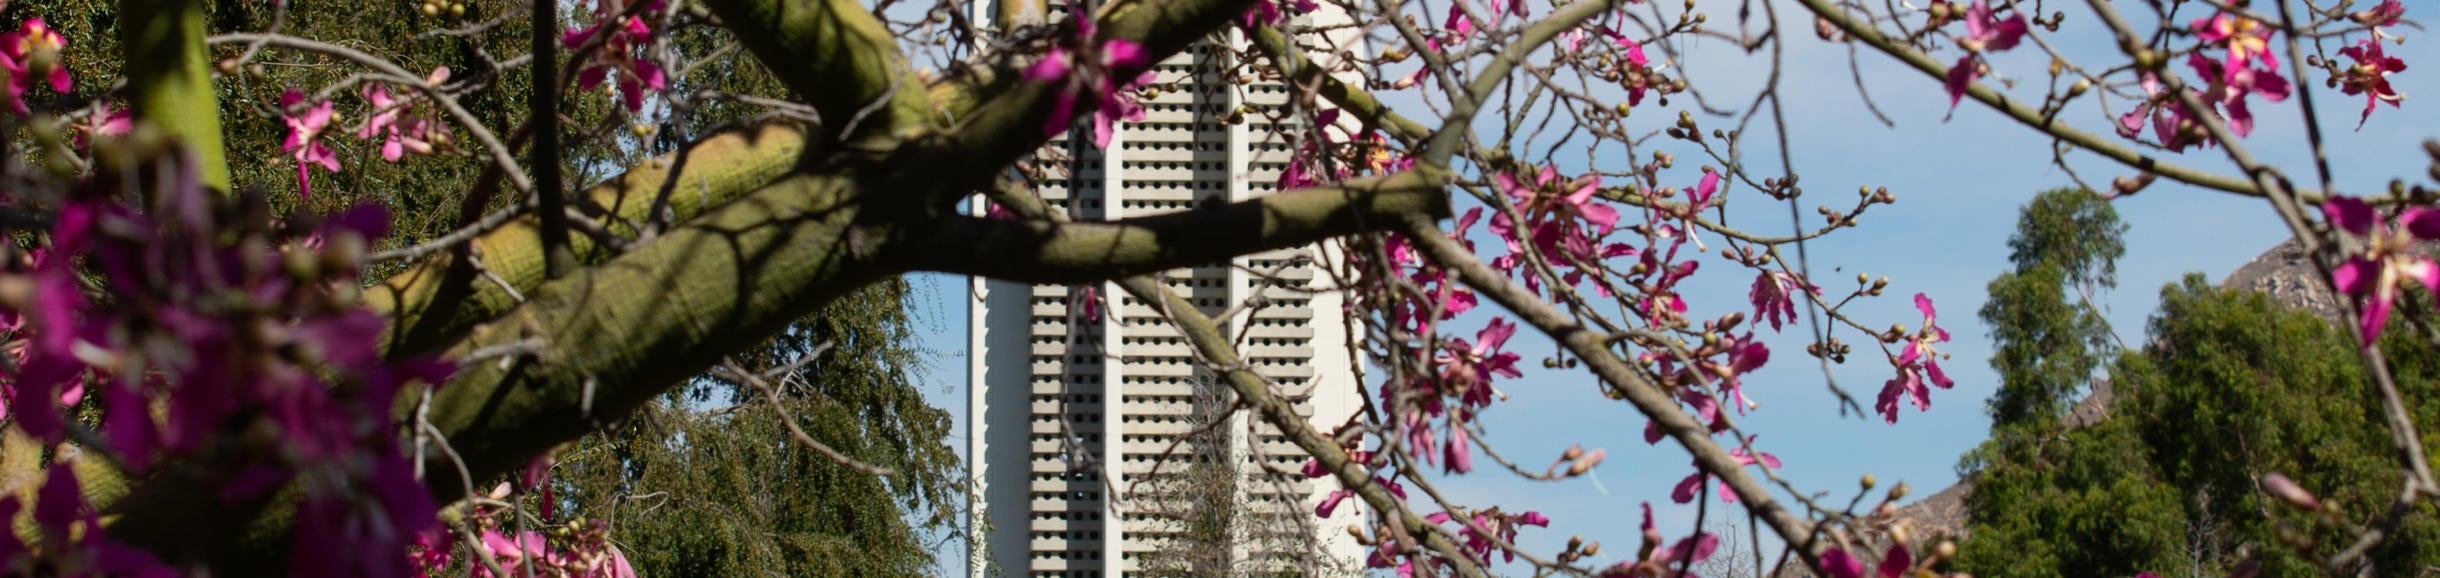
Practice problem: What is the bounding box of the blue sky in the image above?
[896,0,2439,572]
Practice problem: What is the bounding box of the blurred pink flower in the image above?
[2337,38,2408,129]
[0,18,71,114]
[2323,196,2440,347]
[282,89,342,199]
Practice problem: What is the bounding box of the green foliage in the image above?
[555,277,960,577]
[1975,187,2123,431]
[1952,416,2186,578]
[1957,274,2440,577]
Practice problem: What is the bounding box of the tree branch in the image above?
[366,122,812,358]
[912,170,1450,283]
[121,0,228,190]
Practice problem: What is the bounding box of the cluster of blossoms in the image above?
[0,145,453,576]
[1028,19,1154,149]
[411,483,636,578]
[1874,294,1955,424]
[1934,0,2028,116]
[280,71,457,198]
[564,0,668,113]
[1589,504,1716,577]
[2112,4,2410,152]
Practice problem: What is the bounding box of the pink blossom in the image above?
[2185,52,2291,138]
[1240,0,1315,28]
[1028,20,1153,148]
[1435,317,1522,406]
[1671,435,1779,503]
[1877,544,1913,577]
[2337,38,2408,129]
[1875,293,1955,423]
[1818,548,1867,578]
[1430,508,1549,565]
[72,102,131,148]
[0,18,71,114]
[1941,1,2026,115]
[2353,0,2405,26]
[282,89,342,199]
[360,68,452,162]
[1596,503,1717,577]
[1488,166,1620,283]
[2323,196,2440,347]
[1750,270,1818,332]
[2192,13,2276,86]
[565,0,668,113]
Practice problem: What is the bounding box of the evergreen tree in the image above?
[1975,187,2124,432]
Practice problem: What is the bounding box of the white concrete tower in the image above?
[967,4,1369,577]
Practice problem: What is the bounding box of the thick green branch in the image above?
[1248,26,1432,142]
[703,0,935,140]
[110,169,893,566]
[367,122,810,357]
[121,0,228,190]
[914,170,1450,282]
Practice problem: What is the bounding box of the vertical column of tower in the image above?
[1113,38,1240,575]
[1220,26,1258,578]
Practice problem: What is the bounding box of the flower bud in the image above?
[2068,78,2091,98]
[1890,482,1910,500]
[1568,449,1605,476]
[2261,473,2321,511]
[1860,473,1877,490]
[1934,540,1956,560]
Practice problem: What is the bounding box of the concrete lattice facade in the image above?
[967,6,1368,577]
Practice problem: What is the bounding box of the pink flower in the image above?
[73,102,131,148]
[1488,165,1619,264]
[1818,549,1867,578]
[565,0,668,113]
[0,18,70,114]
[359,70,452,162]
[1436,317,1522,408]
[1027,20,1153,149]
[1875,293,1955,424]
[2337,39,2408,129]
[1750,270,1818,332]
[2353,0,2405,27]
[1671,435,1779,503]
[1430,508,1549,565]
[1240,0,1315,28]
[2323,196,2440,347]
[1941,1,2026,115]
[281,89,342,199]
[2185,52,2290,138]
[1596,503,1717,577]
[1877,544,1913,578]
[2192,13,2276,86]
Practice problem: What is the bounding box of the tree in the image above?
[1956,275,2440,577]
[553,278,960,576]
[0,0,2422,575]
[1974,187,2124,431]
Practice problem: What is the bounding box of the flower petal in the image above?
[2324,196,2376,236]
[2333,256,2379,295]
